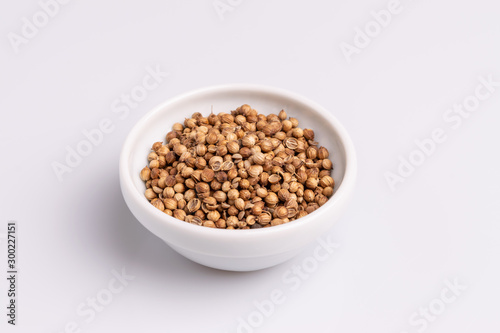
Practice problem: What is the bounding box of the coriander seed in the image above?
[274,206,288,219]
[151,198,164,211]
[163,198,177,210]
[265,192,279,206]
[201,169,215,182]
[318,146,329,159]
[145,188,156,200]
[258,212,272,225]
[227,189,239,200]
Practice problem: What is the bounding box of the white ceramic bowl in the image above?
[119,84,356,271]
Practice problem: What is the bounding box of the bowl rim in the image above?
[119,83,357,239]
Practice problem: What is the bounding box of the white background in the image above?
[1,0,499,332]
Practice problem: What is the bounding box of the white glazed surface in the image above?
[119,85,357,271]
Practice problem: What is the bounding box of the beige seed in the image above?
[147,152,158,162]
[252,201,265,215]
[246,215,256,226]
[181,167,194,178]
[305,177,318,189]
[145,188,156,200]
[322,159,333,170]
[258,212,272,225]
[260,140,273,153]
[213,190,227,203]
[157,177,168,189]
[149,159,160,169]
[289,182,300,193]
[174,144,187,156]
[195,144,207,156]
[203,220,216,228]
[201,168,215,182]
[163,187,175,198]
[227,141,240,154]
[151,198,164,211]
[209,156,224,171]
[292,128,303,138]
[274,206,288,219]
[284,137,298,150]
[282,120,293,132]
[303,128,314,140]
[271,218,284,226]
[173,209,186,220]
[278,109,287,120]
[323,187,334,197]
[152,142,163,152]
[165,151,176,164]
[242,135,256,148]
[306,203,319,214]
[195,182,210,193]
[248,165,263,178]
[297,211,308,219]
[318,146,329,159]
[140,167,151,181]
[206,132,218,145]
[163,198,178,210]
[215,219,227,228]
[187,198,201,213]
[241,189,252,201]
[306,146,318,160]
[256,187,268,198]
[265,192,279,206]
[277,189,290,202]
[287,206,298,218]
[227,188,239,200]
[316,194,328,206]
[239,179,250,189]
[172,122,184,132]
[184,189,196,201]
[319,176,335,188]
[268,174,281,184]
[173,183,185,193]
[220,113,234,124]
[227,216,239,227]
[221,161,234,171]
[253,152,266,165]
[157,146,169,156]
[203,198,218,211]
[234,198,245,211]
[304,189,315,202]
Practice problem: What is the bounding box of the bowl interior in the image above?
[123,85,350,221]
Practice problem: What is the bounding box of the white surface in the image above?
[1,0,499,332]
[119,84,356,271]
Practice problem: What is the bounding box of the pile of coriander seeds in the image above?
[140,104,335,229]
